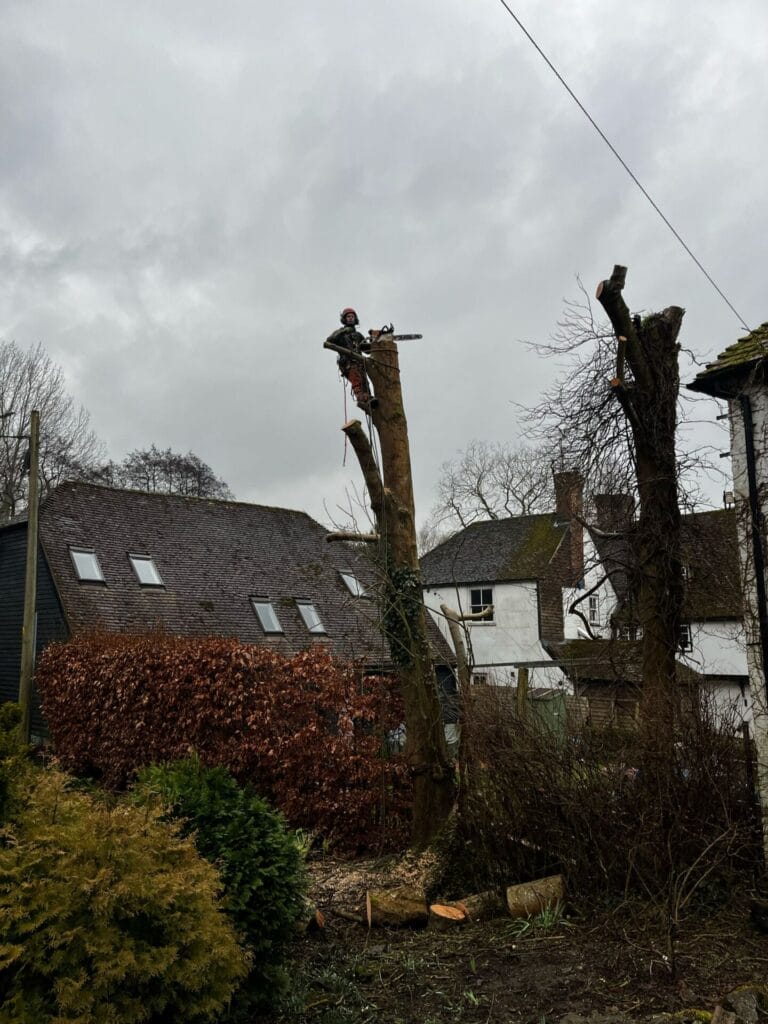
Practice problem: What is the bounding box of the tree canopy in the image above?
[0,341,105,519]
[104,445,234,500]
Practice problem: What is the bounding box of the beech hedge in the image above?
[37,634,410,849]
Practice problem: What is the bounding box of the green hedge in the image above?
[135,758,306,1011]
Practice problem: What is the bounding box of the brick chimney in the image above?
[553,471,584,582]
[593,493,634,534]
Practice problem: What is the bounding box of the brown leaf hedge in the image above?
[37,634,410,850]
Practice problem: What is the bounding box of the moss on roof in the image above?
[689,322,768,394]
[421,513,566,586]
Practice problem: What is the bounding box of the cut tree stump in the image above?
[366,886,429,928]
[506,875,565,919]
[428,904,467,931]
[296,904,326,934]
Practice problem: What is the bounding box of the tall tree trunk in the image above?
[596,266,685,739]
[340,334,455,847]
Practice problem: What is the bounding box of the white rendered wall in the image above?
[423,580,568,690]
[563,531,618,640]
[728,387,768,772]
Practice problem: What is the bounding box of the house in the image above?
[421,472,585,690]
[421,467,749,727]
[0,482,455,736]
[688,321,768,762]
[553,504,749,725]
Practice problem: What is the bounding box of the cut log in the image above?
[366,886,429,928]
[428,904,467,931]
[506,874,565,919]
[452,890,506,923]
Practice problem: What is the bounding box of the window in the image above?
[472,673,489,685]
[681,564,694,583]
[69,547,105,582]
[297,601,326,634]
[588,595,600,626]
[251,598,283,634]
[619,625,641,641]
[129,554,163,587]
[340,571,367,597]
[469,587,494,621]
[678,623,692,651]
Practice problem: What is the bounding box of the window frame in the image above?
[128,553,164,587]
[340,571,367,598]
[678,623,693,652]
[297,600,326,635]
[250,597,284,634]
[69,546,105,583]
[469,586,494,622]
[588,595,601,626]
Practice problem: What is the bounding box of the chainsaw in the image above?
[368,324,422,342]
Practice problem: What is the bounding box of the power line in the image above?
[494,0,751,333]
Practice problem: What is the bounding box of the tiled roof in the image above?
[680,509,742,620]
[547,638,704,686]
[420,513,567,586]
[593,508,741,623]
[688,322,768,397]
[35,482,451,668]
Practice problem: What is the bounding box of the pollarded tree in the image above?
[528,267,686,733]
[330,333,455,848]
[0,341,105,519]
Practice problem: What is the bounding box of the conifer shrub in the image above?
[134,757,306,1010]
[0,769,249,1023]
[0,702,30,825]
[38,634,410,850]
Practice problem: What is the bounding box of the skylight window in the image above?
[69,547,105,583]
[129,554,163,587]
[340,571,367,597]
[297,601,326,634]
[251,598,283,634]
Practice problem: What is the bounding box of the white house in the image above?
[689,322,768,803]
[422,468,749,726]
[421,472,585,691]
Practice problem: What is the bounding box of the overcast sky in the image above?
[1,0,765,527]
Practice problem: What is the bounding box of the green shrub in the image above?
[0,702,29,825]
[134,757,306,1010]
[0,769,249,1023]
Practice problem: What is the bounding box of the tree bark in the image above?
[338,333,455,847]
[366,886,429,928]
[506,874,565,918]
[596,266,684,742]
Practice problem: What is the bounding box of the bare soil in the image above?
[265,856,768,1024]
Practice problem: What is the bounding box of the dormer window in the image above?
[297,601,326,634]
[251,598,283,634]
[129,554,163,587]
[340,571,367,597]
[69,547,105,583]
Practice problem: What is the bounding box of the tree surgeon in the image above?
[325,307,378,411]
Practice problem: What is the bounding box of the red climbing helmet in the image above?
[340,307,359,325]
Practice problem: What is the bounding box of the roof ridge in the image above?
[46,480,321,523]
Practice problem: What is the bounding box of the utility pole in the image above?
[18,409,40,743]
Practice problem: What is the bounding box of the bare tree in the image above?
[0,341,105,519]
[113,445,234,499]
[423,440,553,547]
